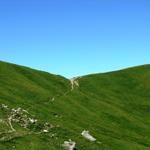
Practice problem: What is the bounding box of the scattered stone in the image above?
[43,129,49,133]
[7,107,33,130]
[51,97,55,102]
[8,116,16,132]
[1,104,9,110]
[50,133,55,138]
[81,130,96,142]
[42,122,54,133]
[0,119,4,123]
[62,139,77,150]
[22,109,29,114]
[29,118,37,124]
[1,104,55,134]
[12,145,16,149]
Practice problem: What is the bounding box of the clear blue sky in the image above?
[0,0,150,78]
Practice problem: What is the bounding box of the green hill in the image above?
[0,61,150,150]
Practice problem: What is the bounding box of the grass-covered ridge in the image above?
[0,61,150,150]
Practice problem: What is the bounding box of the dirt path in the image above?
[49,77,81,103]
[69,77,80,91]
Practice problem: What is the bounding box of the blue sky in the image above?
[0,0,150,78]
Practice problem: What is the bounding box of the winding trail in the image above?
[49,77,81,103]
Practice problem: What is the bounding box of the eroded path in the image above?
[69,77,80,91]
[49,77,81,102]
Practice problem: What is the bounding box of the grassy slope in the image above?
[0,61,150,150]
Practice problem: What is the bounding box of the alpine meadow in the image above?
[0,61,150,150]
